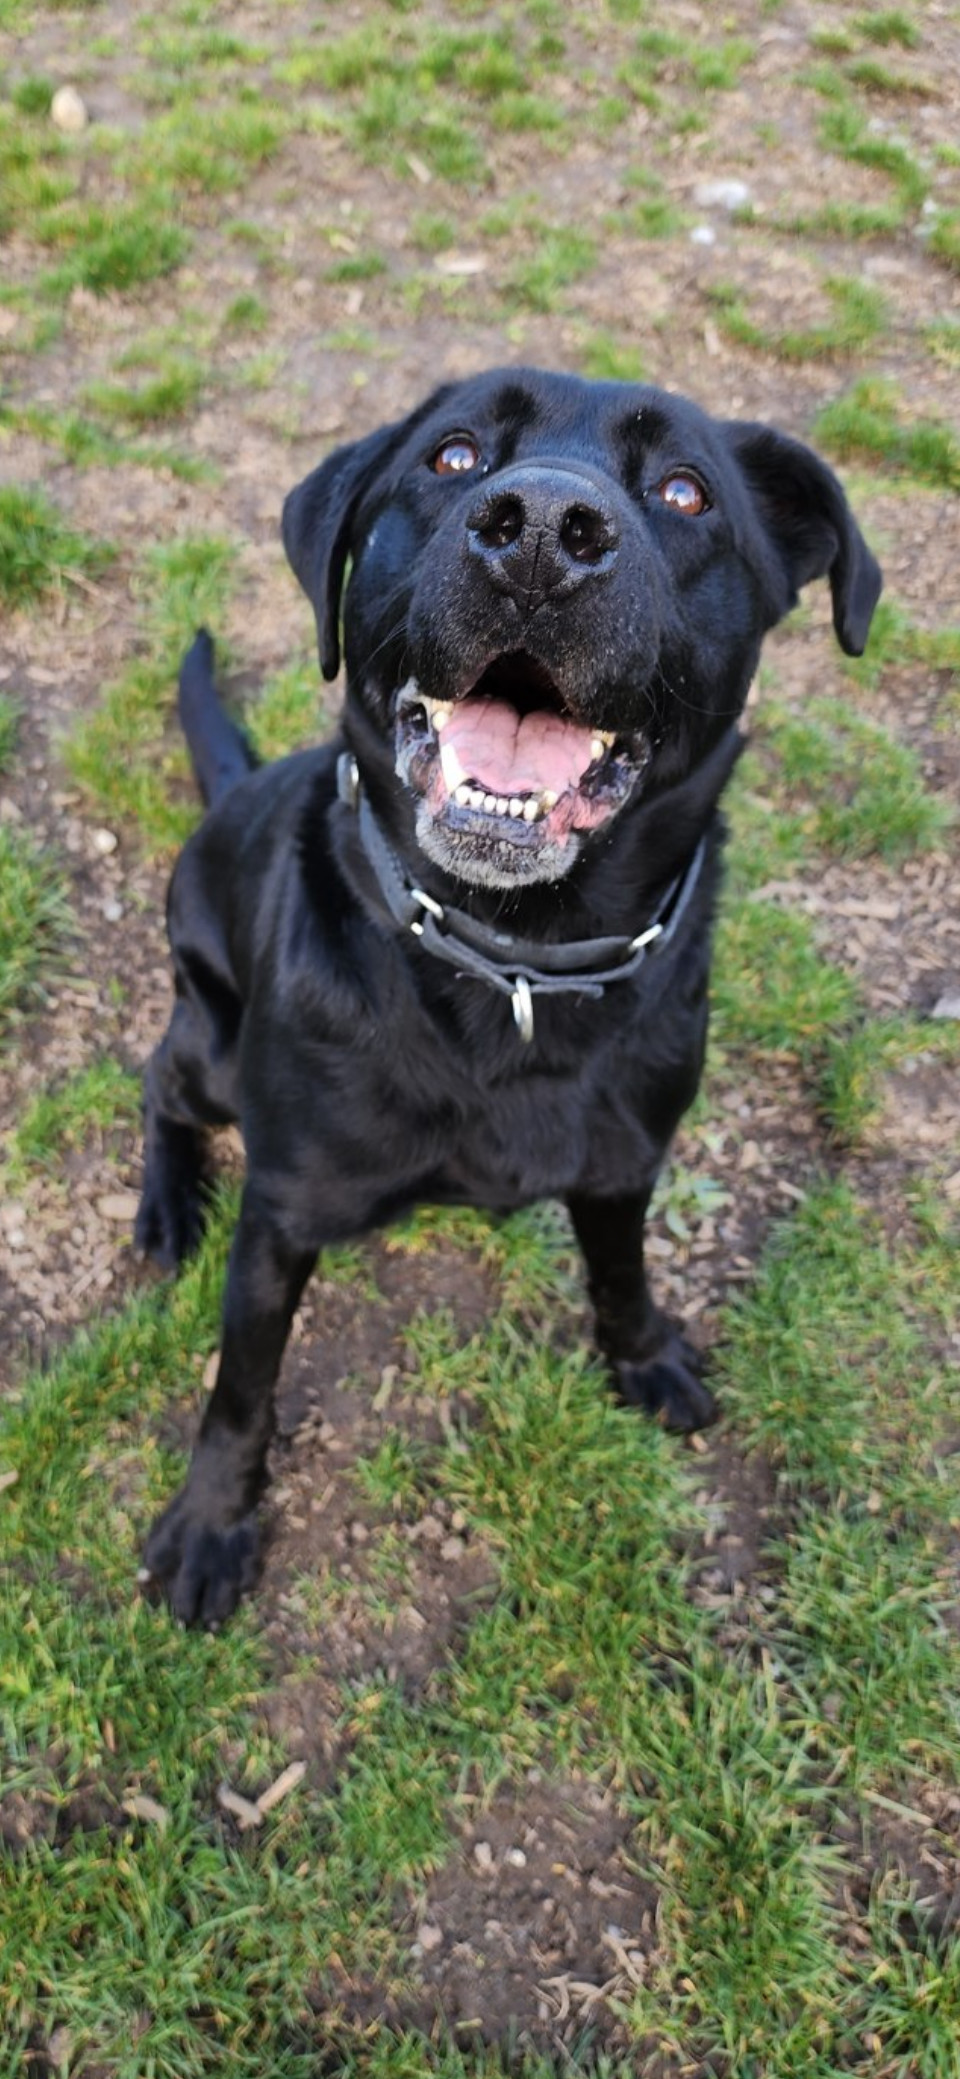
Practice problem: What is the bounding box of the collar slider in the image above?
[337,752,360,810]
[511,975,535,1044]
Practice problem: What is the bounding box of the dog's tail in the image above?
[178,630,257,808]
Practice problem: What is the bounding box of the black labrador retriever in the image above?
[137,366,881,1626]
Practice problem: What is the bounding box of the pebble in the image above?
[690,225,717,247]
[96,1192,141,1223]
[473,1840,494,1870]
[92,827,118,855]
[440,1534,465,1561]
[51,85,88,133]
[932,991,960,1020]
[417,1921,444,1953]
[693,177,752,211]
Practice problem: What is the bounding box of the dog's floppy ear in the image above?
[726,423,882,657]
[282,384,456,681]
[282,422,405,681]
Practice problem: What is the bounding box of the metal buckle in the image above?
[511,975,535,1044]
[627,921,663,955]
[337,752,359,810]
[409,886,445,939]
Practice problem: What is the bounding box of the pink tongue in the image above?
[442,698,593,797]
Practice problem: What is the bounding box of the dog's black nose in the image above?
[465,465,619,610]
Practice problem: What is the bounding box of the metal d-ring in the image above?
[511,975,535,1044]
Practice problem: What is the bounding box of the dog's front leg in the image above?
[144,1184,316,1627]
[568,1189,717,1433]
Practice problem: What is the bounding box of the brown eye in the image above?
[657,473,709,515]
[431,435,481,476]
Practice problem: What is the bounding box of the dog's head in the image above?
[283,368,881,890]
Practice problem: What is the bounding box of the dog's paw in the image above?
[135,1173,205,1273]
[615,1332,717,1433]
[143,1490,261,1628]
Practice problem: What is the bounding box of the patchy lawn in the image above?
[1,1,958,2074]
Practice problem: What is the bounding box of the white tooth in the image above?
[455,784,472,806]
[509,797,524,817]
[495,797,508,815]
[599,729,616,746]
[469,788,484,809]
[440,739,468,794]
[523,798,540,821]
[483,794,497,812]
[431,703,452,730]
[540,789,558,811]
[591,736,605,763]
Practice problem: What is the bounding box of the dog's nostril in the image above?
[472,494,525,552]
[560,504,614,564]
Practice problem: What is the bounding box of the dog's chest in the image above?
[395,1048,660,1206]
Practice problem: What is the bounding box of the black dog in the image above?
[137,366,881,1626]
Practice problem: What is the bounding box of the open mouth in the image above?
[395,653,650,858]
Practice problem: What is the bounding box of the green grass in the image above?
[0,486,112,608]
[4,1058,140,1189]
[819,99,928,207]
[0,693,20,771]
[855,8,921,47]
[37,204,189,299]
[506,227,596,313]
[245,658,327,762]
[713,896,859,1063]
[66,536,235,850]
[755,700,953,862]
[0,826,70,1041]
[4,1175,956,2072]
[0,400,209,482]
[83,360,206,426]
[929,210,960,274]
[813,378,960,492]
[819,1016,960,1142]
[708,275,889,362]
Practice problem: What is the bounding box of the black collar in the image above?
[337,753,707,1043]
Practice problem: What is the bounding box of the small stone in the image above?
[418,1921,444,1953]
[932,992,960,1020]
[690,224,717,247]
[96,1192,141,1223]
[504,1846,527,1867]
[693,177,751,211]
[473,1839,494,1870]
[92,827,118,855]
[51,85,88,133]
[103,899,123,923]
[440,1534,465,1561]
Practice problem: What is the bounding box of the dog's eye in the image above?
[656,473,709,515]
[431,435,482,476]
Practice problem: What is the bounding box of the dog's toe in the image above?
[616,1334,717,1433]
[144,1494,261,1628]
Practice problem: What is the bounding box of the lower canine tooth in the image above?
[540,789,558,811]
[440,740,469,794]
[590,736,605,762]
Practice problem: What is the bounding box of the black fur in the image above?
[137,367,881,1626]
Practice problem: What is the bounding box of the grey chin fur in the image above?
[414,802,582,890]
